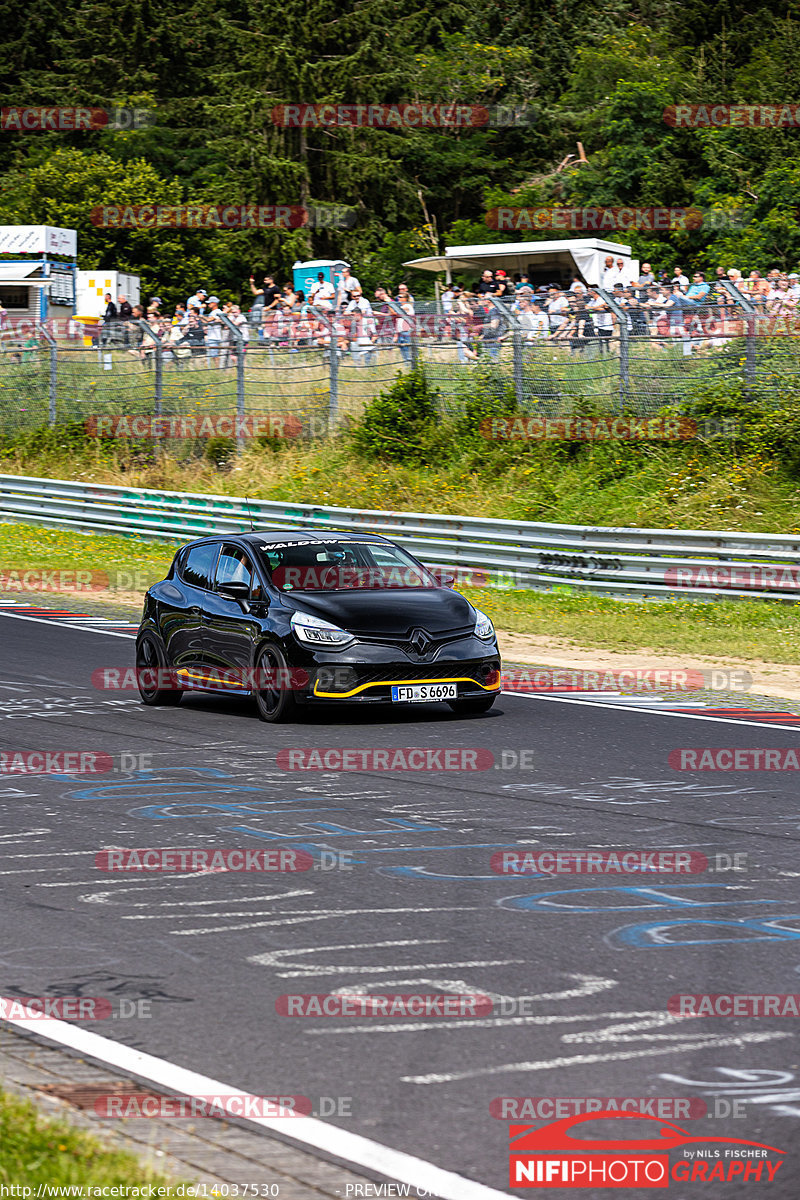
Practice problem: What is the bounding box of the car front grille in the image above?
[354,626,475,649]
[356,660,495,685]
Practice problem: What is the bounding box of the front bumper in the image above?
[291,636,501,704]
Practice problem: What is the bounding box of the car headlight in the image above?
[474,608,495,640]
[291,611,354,648]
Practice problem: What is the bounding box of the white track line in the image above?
[0,611,136,639]
[2,610,797,726]
[0,999,511,1200]
[504,691,800,732]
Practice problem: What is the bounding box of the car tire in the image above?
[254,643,298,723]
[447,695,496,715]
[136,634,182,706]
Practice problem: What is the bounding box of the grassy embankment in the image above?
[0,1085,182,1191]
[1,415,797,530]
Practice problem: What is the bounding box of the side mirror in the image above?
[218,580,251,608]
[430,569,455,588]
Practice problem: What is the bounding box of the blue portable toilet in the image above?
[292,258,348,300]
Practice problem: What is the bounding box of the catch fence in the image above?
[1,284,798,448]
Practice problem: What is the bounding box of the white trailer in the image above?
[404,238,639,289]
[75,270,140,317]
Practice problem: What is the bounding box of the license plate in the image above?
[391,683,458,703]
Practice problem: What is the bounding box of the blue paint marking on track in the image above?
[498,883,776,914]
[609,914,800,948]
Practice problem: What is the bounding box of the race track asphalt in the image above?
[1,613,799,1197]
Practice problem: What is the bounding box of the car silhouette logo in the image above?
[509,1111,784,1154]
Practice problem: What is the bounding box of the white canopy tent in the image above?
[0,263,48,283]
[404,238,638,288]
[0,227,76,321]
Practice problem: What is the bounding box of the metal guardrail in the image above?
[1,473,798,602]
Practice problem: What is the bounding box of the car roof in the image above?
[181,528,394,548]
[244,529,394,545]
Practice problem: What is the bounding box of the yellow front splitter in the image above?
[313,676,501,700]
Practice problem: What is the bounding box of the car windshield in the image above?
[258,540,439,591]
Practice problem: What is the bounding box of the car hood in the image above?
[287,588,476,636]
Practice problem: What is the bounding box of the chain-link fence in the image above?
[1,283,798,449]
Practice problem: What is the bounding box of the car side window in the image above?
[215,544,263,600]
[369,547,399,568]
[181,543,220,590]
[216,545,253,589]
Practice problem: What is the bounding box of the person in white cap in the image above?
[187,287,207,314]
[309,272,336,309]
[203,296,223,366]
[336,265,361,307]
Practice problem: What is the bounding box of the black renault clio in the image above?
[135,529,501,722]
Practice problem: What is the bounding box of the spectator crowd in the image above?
[97,267,422,369]
[95,253,800,370]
